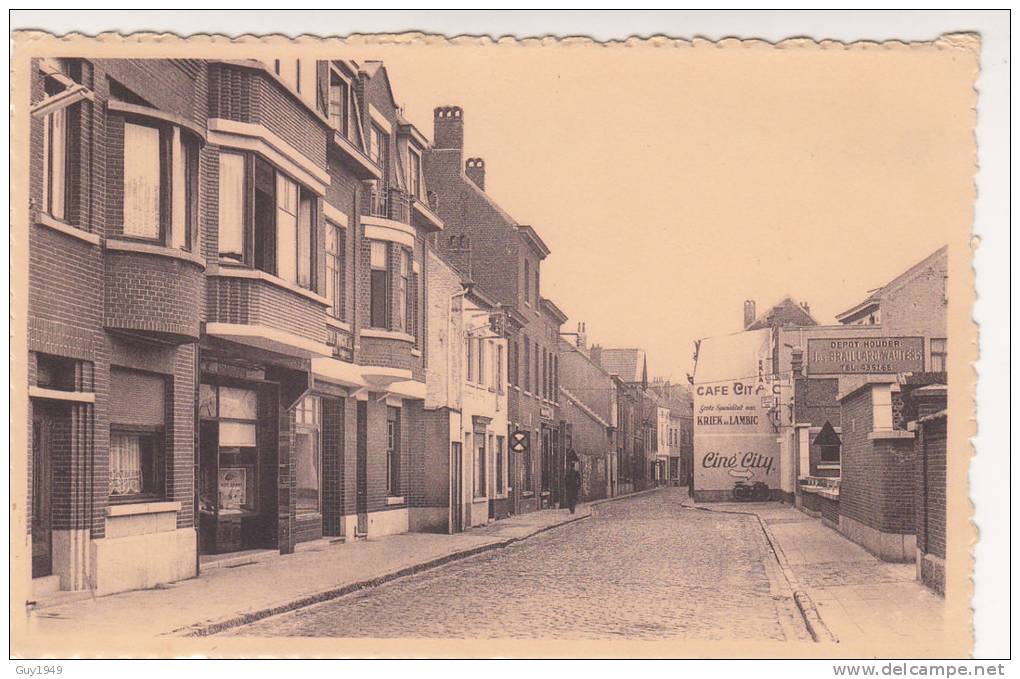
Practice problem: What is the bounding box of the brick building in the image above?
[557,330,617,502]
[424,107,567,515]
[418,247,509,532]
[24,56,446,599]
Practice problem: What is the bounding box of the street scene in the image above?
[14,35,971,659]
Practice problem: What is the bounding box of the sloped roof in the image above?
[598,348,646,383]
[746,296,818,330]
[835,246,948,322]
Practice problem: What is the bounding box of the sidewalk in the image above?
[25,497,620,641]
[684,500,953,656]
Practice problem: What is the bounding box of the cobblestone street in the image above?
[224,489,807,641]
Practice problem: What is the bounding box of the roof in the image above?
[540,297,568,324]
[835,246,948,322]
[517,225,551,259]
[598,348,646,383]
[746,296,818,330]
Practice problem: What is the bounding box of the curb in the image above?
[174,508,594,637]
[680,501,838,644]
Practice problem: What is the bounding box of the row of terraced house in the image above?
[22,55,693,601]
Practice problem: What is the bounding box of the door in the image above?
[355,400,368,535]
[450,441,463,533]
[31,407,53,578]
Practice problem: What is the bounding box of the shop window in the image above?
[473,431,486,498]
[200,384,260,516]
[122,121,198,250]
[495,435,505,495]
[294,395,321,515]
[218,153,317,290]
[109,368,167,501]
[369,240,389,328]
[386,407,401,497]
[930,338,947,373]
[325,220,346,321]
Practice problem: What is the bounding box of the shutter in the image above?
[110,369,166,427]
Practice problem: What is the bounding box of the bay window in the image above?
[369,241,389,328]
[109,368,167,501]
[217,152,318,291]
[294,395,321,515]
[397,249,410,333]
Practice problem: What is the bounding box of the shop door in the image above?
[450,441,463,533]
[31,407,53,578]
[356,400,368,535]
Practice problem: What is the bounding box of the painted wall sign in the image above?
[807,336,924,375]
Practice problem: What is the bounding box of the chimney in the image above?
[465,157,485,191]
[590,344,603,369]
[576,322,587,351]
[743,299,756,329]
[800,301,811,314]
[433,106,464,150]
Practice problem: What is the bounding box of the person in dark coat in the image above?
[564,461,581,514]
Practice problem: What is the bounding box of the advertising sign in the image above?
[218,467,247,511]
[692,329,780,499]
[807,336,924,375]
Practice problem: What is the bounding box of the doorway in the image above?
[355,400,368,536]
[31,406,54,579]
[450,441,463,533]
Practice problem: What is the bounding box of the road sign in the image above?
[510,431,528,452]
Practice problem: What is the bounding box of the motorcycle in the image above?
[732,480,770,502]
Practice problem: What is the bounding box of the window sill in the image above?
[210,265,329,306]
[35,213,101,246]
[295,512,323,521]
[361,328,415,344]
[105,500,181,517]
[817,464,841,471]
[521,491,535,498]
[385,496,405,506]
[867,429,915,441]
[326,316,352,333]
[105,238,207,270]
[411,348,422,357]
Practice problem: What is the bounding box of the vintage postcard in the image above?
[10,27,979,659]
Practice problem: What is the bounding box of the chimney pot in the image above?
[743,299,757,329]
[465,157,485,191]
[434,106,464,151]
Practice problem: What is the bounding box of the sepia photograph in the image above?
[7,10,1007,665]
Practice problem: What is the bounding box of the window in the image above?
[478,339,486,387]
[473,431,486,498]
[496,345,504,393]
[496,436,505,495]
[328,71,349,136]
[294,395,321,514]
[466,335,475,383]
[523,337,531,392]
[123,121,197,249]
[369,240,389,328]
[820,444,841,465]
[523,440,534,492]
[325,220,345,320]
[542,349,548,399]
[397,249,410,333]
[408,149,422,199]
[510,340,518,387]
[535,265,540,302]
[220,153,316,289]
[369,125,386,165]
[41,81,69,221]
[387,407,401,496]
[109,369,167,501]
[930,338,947,372]
[553,355,559,402]
[218,152,246,261]
[523,260,530,303]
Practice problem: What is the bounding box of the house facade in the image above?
[424,107,567,515]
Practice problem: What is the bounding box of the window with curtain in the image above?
[109,368,166,500]
[294,395,321,514]
[370,240,389,328]
[123,122,161,240]
[218,152,246,261]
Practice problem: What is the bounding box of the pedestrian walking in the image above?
[565,461,581,514]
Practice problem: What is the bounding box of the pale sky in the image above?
[340,39,974,382]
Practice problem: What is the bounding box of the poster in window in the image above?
[218,467,247,512]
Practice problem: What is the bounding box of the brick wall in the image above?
[104,251,203,340]
[915,413,947,592]
[206,276,328,343]
[838,389,876,529]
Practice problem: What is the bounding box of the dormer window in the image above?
[408,148,422,199]
[328,71,350,137]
